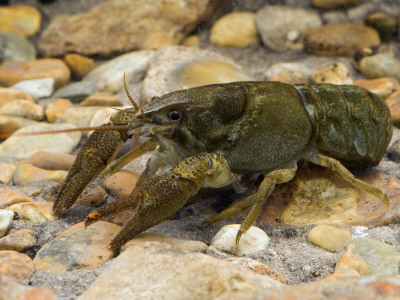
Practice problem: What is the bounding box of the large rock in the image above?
[38,0,224,57]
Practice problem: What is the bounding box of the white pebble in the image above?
[11,78,55,100]
[0,210,14,238]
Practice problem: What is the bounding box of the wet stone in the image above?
[13,163,68,185]
[0,99,44,121]
[0,5,41,37]
[385,90,400,123]
[310,62,353,85]
[0,161,16,184]
[44,98,72,123]
[210,224,270,256]
[0,30,36,61]
[0,209,14,237]
[34,221,120,272]
[0,58,70,89]
[0,228,37,252]
[79,92,123,107]
[364,12,399,42]
[0,188,35,208]
[354,77,400,99]
[6,202,57,224]
[23,151,75,171]
[102,170,140,199]
[0,250,35,284]
[357,52,400,82]
[210,12,258,48]
[306,23,380,56]
[53,81,98,103]
[11,78,55,100]
[64,53,95,79]
[308,224,351,252]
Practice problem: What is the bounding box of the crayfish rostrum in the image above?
[52,80,392,249]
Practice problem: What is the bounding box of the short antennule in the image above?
[123,73,139,111]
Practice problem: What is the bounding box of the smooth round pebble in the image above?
[385,90,400,123]
[44,98,72,123]
[23,151,75,171]
[0,5,41,37]
[265,62,311,84]
[210,224,270,256]
[11,78,55,100]
[0,87,34,107]
[0,210,14,237]
[0,99,44,121]
[64,53,95,79]
[80,91,123,107]
[308,224,352,252]
[102,170,140,199]
[335,243,370,275]
[357,52,400,82]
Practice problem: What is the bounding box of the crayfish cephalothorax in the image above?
[53,80,392,249]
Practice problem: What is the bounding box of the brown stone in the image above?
[0,59,70,89]
[0,250,35,283]
[0,277,57,300]
[354,77,400,99]
[23,151,75,171]
[102,170,139,199]
[384,90,400,123]
[0,162,16,184]
[306,23,380,56]
[13,163,68,185]
[0,228,37,252]
[44,98,73,123]
[0,87,34,108]
[335,243,370,275]
[0,188,35,208]
[308,224,351,252]
[64,53,95,79]
[0,99,44,121]
[0,115,39,137]
[79,92,123,107]
[0,5,41,37]
[6,202,57,224]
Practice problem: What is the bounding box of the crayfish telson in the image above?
[53,79,392,249]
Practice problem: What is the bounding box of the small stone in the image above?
[388,139,400,162]
[83,50,155,93]
[0,123,82,160]
[64,53,95,79]
[0,115,39,137]
[13,163,68,185]
[0,59,70,89]
[308,224,352,252]
[34,221,120,272]
[385,90,400,123]
[0,30,36,61]
[0,250,35,283]
[44,98,72,123]
[324,269,360,280]
[11,78,55,100]
[0,161,16,184]
[357,52,400,82]
[264,62,311,84]
[312,0,360,9]
[181,35,200,47]
[210,12,258,48]
[364,12,399,41]
[225,257,286,284]
[210,224,270,256]
[0,87,34,107]
[0,228,37,252]
[89,107,122,129]
[80,92,123,107]
[0,5,41,37]
[306,23,380,57]
[311,62,353,85]
[59,106,101,130]
[0,277,57,300]
[0,209,14,237]
[23,151,75,171]
[6,202,57,224]
[121,232,208,253]
[102,170,139,199]
[53,81,98,103]
[354,77,400,99]
[335,243,370,275]
[256,5,322,52]
[0,99,44,121]
[0,188,35,208]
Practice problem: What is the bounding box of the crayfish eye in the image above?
[168,110,181,121]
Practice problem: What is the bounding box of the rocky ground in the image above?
[1,0,400,299]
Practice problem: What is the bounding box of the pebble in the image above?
[354,77,400,99]
[335,243,370,275]
[0,59,70,89]
[0,123,82,160]
[364,12,399,41]
[324,269,360,280]
[13,163,68,185]
[11,78,55,100]
[225,257,286,284]
[0,276,58,300]
[210,12,258,48]
[0,87,34,107]
[121,232,208,253]
[141,46,253,101]
[53,81,98,103]
[0,250,35,284]
[58,106,101,130]
[0,30,36,61]
[308,224,351,252]
[6,202,57,224]
[23,151,75,171]
[38,0,217,56]
[89,107,121,129]
[79,92,123,107]
[102,170,140,199]
[388,139,400,162]
[356,52,400,82]
[44,98,72,123]
[34,221,120,272]
[64,53,95,79]
[83,50,155,93]
[0,188,35,208]
[0,99,44,121]
[0,5,41,37]
[264,62,311,84]
[181,35,200,47]
[310,62,353,85]
[256,5,321,52]
[0,161,16,184]
[0,115,39,138]
[0,228,37,252]
[0,209,14,237]
[312,0,360,9]
[385,90,400,123]
[210,224,270,256]
[79,241,282,299]
[306,23,380,56]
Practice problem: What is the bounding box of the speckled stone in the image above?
[310,62,353,85]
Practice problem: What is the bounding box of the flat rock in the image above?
[13,163,68,185]
[64,53,95,79]
[79,241,282,299]
[0,188,35,208]
[0,228,37,252]
[0,87,34,107]
[38,0,220,56]
[354,77,400,99]
[306,23,380,56]
[11,78,55,100]
[0,59,70,89]
[0,250,35,284]
[6,202,57,224]
[0,99,44,121]
[34,221,120,272]
[308,224,352,252]
[53,81,98,103]
[0,5,41,37]
[0,123,82,160]
[0,30,36,61]
[256,5,321,52]
[23,151,75,171]
[58,106,101,131]
[312,0,360,9]
[80,92,123,107]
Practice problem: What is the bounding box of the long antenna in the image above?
[123,73,139,110]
